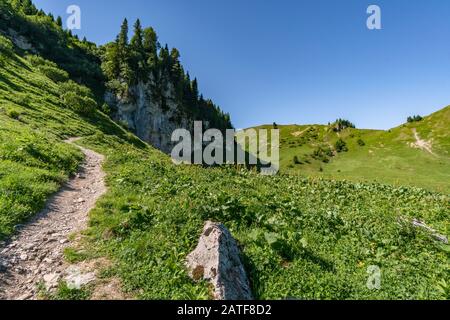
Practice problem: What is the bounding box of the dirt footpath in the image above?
[0,139,106,300]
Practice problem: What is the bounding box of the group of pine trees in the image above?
[5,0,86,41]
[1,1,232,130]
[330,119,356,132]
[407,115,423,123]
[102,19,232,131]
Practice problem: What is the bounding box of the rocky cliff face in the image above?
[105,79,194,154]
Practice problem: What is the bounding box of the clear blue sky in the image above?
[34,0,450,129]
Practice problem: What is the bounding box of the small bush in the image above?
[106,79,128,96]
[6,109,21,120]
[13,93,32,107]
[293,156,301,165]
[0,35,14,55]
[312,146,333,163]
[27,55,69,82]
[60,80,91,97]
[39,65,69,83]
[101,103,111,115]
[357,139,366,146]
[27,55,52,67]
[59,80,97,115]
[335,139,348,153]
[61,92,97,115]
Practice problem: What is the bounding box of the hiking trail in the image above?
[0,139,106,300]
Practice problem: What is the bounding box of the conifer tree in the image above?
[170,48,180,63]
[117,18,129,50]
[22,0,36,15]
[56,16,63,27]
[159,44,170,72]
[169,48,182,81]
[130,19,143,51]
[130,19,147,82]
[191,78,199,102]
[100,18,233,130]
[143,27,158,63]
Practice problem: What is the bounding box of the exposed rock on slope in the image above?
[106,80,192,154]
[101,19,232,154]
[186,221,253,300]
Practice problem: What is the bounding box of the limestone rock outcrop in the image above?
[105,80,193,154]
[186,221,253,300]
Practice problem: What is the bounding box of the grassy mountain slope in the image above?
[249,107,450,193]
[0,0,104,95]
[0,35,145,238]
[1,36,449,300]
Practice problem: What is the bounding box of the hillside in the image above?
[0,1,449,300]
[243,107,450,193]
[0,33,449,300]
[0,0,232,154]
[101,19,233,153]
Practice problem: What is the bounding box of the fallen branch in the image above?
[399,217,448,244]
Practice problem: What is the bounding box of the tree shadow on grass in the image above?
[240,243,336,299]
[0,73,22,93]
[82,111,148,150]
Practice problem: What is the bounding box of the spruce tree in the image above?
[143,27,158,59]
[115,18,132,85]
[117,18,129,49]
[102,43,121,80]
[169,48,182,81]
[56,16,63,27]
[159,44,170,72]
[191,78,199,102]
[170,48,180,63]
[130,19,143,50]
[130,19,146,81]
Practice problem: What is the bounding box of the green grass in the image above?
[38,281,92,300]
[63,247,90,264]
[0,37,449,300]
[79,134,450,299]
[244,108,450,194]
[0,41,140,239]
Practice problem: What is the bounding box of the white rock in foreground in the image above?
[186,221,253,300]
[64,265,96,290]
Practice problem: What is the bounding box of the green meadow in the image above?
[1,35,449,299]
[245,106,450,194]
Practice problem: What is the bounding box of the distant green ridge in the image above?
[241,106,450,193]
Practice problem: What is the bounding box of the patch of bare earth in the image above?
[0,139,125,300]
[409,128,435,155]
[73,257,131,300]
[291,127,310,137]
